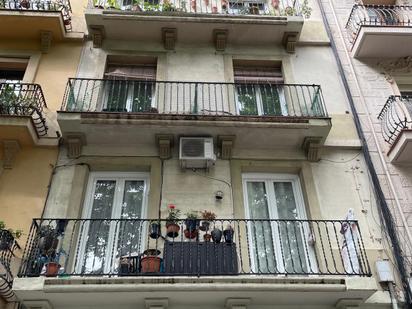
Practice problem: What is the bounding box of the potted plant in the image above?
[93,0,105,8]
[0,221,22,251]
[162,0,176,11]
[166,204,181,238]
[211,227,222,243]
[223,224,234,243]
[20,0,30,9]
[199,210,216,231]
[211,5,217,13]
[184,211,199,239]
[140,249,161,273]
[249,5,259,14]
[149,220,161,239]
[42,249,61,277]
[132,0,142,10]
[38,225,58,251]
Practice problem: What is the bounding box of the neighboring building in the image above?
[317,0,412,305]
[4,0,408,308]
[0,0,86,307]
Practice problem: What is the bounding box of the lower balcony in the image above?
[346,5,412,58]
[58,79,331,159]
[378,95,412,163]
[0,230,20,303]
[0,0,75,41]
[14,218,376,308]
[0,82,49,146]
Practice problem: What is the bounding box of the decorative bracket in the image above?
[2,140,20,169]
[156,134,174,159]
[90,25,105,48]
[145,298,169,309]
[214,29,228,52]
[225,298,251,309]
[162,28,177,50]
[40,31,53,53]
[282,32,298,54]
[218,135,235,159]
[302,137,322,162]
[65,133,86,159]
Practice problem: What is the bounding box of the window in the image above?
[0,57,28,82]
[77,172,150,274]
[103,57,157,112]
[242,173,316,274]
[228,0,266,14]
[233,62,287,116]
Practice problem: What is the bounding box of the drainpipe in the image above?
[316,0,412,306]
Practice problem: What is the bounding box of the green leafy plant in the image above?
[162,0,176,11]
[166,204,181,223]
[0,220,23,239]
[185,210,199,220]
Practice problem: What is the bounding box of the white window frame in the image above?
[76,172,150,274]
[242,173,317,274]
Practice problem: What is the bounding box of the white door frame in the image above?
[242,173,317,274]
[76,172,150,274]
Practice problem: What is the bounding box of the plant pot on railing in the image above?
[149,221,161,239]
[38,226,58,251]
[211,228,222,243]
[20,0,30,9]
[165,204,180,238]
[45,262,61,277]
[140,249,161,273]
[203,233,212,242]
[223,225,234,243]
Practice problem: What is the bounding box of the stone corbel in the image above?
[156,134,174,159]
[40,31,53,53]
[302,137,322,162]
[162,28,177,50]
[90,25,105,48]
[282,32,298,54]
[218,135,235,160]
[2,140,20,169]
[145,298,169,309]
[65,134,86,159]
[225,298,251,309]
[214,29,228,52]
[23,300,53,309]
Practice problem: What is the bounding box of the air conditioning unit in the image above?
[179,137,216,169]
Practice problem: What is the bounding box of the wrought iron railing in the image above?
[0,82,48,137]
[0,230,20,302]
[346,5,412,45]
[378,96,412,145]
[62,78,328,118]
[0,0,72,31]
[88,0,305,16]
[18,218,371,277]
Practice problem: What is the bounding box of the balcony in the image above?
[378,95,412,163]
[346,5,412,58]
[0,0,76,41]
[13,218,377,307]
[57,79,331,159]
[85,0,306,50]
[0,82,49,146]
[0,230,20,302]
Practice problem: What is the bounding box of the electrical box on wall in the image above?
[376,260,394,283]
[179,137,216,169]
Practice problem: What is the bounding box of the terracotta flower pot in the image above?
[166,223,180,238]
[141,256,161,273]
[45,262,61,277]
[203,233,212,242]
[184,229,198,239]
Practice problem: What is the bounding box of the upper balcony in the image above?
[57,78,331,160]
[85,0,307,51]
[13,218,376,308]
[378,95,412,164]
[346,5,412,58]
[0,0,77,41]
[0,82,49,147]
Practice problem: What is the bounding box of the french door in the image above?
[235,84,288,116]
[242,173,316,274]
[77,172,149,274]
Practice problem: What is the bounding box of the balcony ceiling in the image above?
[85,9,304,46]
[351,27,412,59]
[388,129,412,164]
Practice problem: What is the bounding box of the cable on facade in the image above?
[316,0,412,306]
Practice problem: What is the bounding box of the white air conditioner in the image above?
[179,137,216,169]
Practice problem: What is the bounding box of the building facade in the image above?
[0,0,408,308]
[0,0,86,306]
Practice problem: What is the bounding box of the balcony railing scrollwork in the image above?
[0,0,72,31]
[0,230,21,302]
[18,218,371,277]
[62,78,328,119]
[346,5,412,45]
[88,0,308,17]
[378,95,412,144]
[0,82,48,137]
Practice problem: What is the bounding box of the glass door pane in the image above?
[246,181,277,273]
[105,80,129,112]
[273,182,308,273]
[81,180,116,274]
[131,82,154,112]
[259,85,284,116]
[236,84,258,115]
